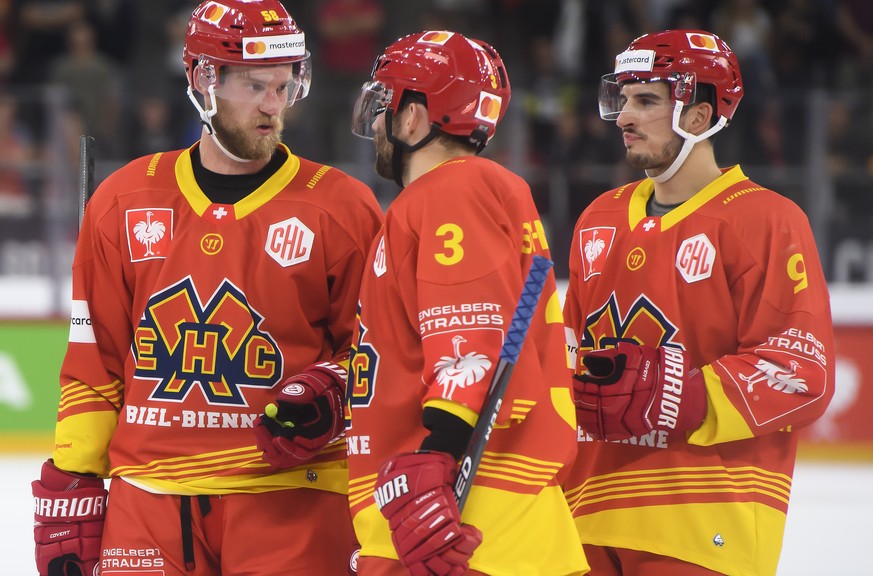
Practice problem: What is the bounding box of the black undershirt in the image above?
[420,407,475,460]
[647,195,684,217]
[190,146,287,205]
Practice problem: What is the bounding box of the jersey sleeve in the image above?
[412,174,548,427]
[53,178,129,475]
[321,175,384,368]
[690,202,835,445]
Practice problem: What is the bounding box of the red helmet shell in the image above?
[373,31,511,144]
[183,0,307,86]
[617,29,743,122]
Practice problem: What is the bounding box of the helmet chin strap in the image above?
[186,85,254,164]
[647,101,728,183]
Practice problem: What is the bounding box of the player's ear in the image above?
[192,63,215,96]
[685,101,714,136]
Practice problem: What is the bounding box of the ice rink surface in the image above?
[4,455,871,575]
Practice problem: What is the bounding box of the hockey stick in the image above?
[78,135,95,231]
[453,254,554,512]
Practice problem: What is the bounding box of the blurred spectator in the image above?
[712,0,783,166]
[835,0,873,90]
[0,0,15,86]
[127,95,175,159]
[315,0,385,161]
[0,94,35,217]
[9,0,86,85]
[86,0,135,66]
[48,19,121,158]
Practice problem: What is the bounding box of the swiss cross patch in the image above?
[206,203,233,223]
[579,227,616,281]
[126,208,173,262]
[640,218,659,233]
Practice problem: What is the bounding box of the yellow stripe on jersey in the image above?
[59,380,123,412]
[507,399,536,421]
[565,465,791,511]
[348,473,377,508]
[476,450,563,488]
[110,445,264,477]
[124,464,349,495]
[690,364,755,445]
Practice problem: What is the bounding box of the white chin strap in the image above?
[186,85,254,164]
[647,101,728,183]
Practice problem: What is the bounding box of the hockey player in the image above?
[31,1,383,574]
[564,29,834,575]
[347,31,588,575]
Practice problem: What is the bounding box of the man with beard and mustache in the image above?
[563,30,834,575]
[31,1,383,575]
[345,31,588,576]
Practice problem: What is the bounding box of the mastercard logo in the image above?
[245,41,267,55]
[686,32,719,52]
[419,31,453,45]
[475,92,502,124]
[203,3,226,23]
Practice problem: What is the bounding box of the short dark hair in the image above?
[397,90,480,154]
[694,83,718,128]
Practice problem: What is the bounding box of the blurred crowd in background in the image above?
[1,0,872,284]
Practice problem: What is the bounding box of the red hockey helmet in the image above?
[352,30,511,149]
[599,29,743,124]
[183,0,311,100]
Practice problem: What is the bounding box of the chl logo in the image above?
[266,217,314,268]
[134,277,282,406]
[676,233,715,283]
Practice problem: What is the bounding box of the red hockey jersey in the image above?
[54,143,383,495]
[346,155,578,529]
[563,166,834,576]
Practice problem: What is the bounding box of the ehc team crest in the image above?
[579,292,680,353]
[134,277,282,406]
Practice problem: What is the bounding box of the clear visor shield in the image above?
[351,80,393,139]
[598,72,696,120]
[197,55,312,108]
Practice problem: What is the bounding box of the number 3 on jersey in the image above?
[435,223,464,265]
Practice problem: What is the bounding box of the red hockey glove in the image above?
[32,459,107,576]
[573,342,707,441]
[374,451,482,576]
[254,361,347,468]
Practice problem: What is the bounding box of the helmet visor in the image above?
[199,56,312,108]
[351,80,393,139]
[599,72,696,120]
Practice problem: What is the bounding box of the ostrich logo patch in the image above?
[127,208,173,262]
[433,334,493,399]
[580,227,615,280]
[740,359,808,394]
